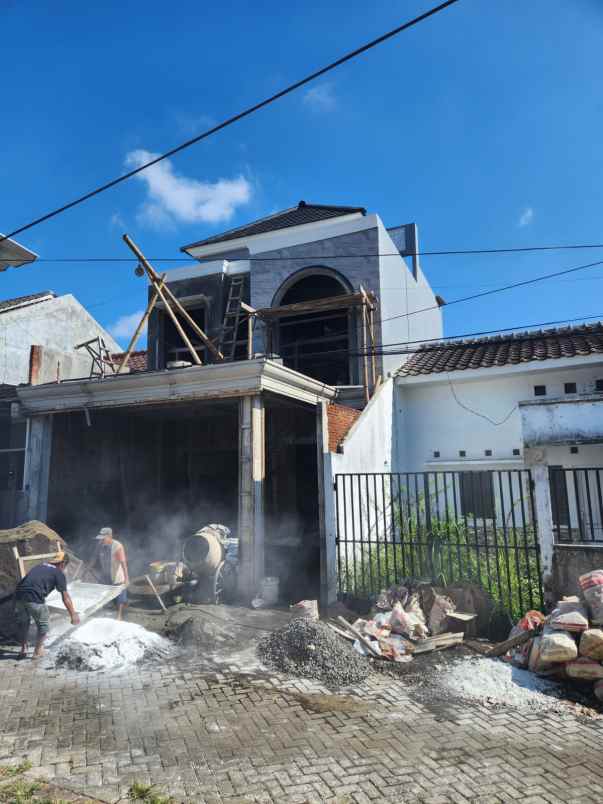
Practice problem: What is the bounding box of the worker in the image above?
[94,527,129,620]
[15,551,80,660]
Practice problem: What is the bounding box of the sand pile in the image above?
[258,618,370,687]
[439,656,562,711]
[55,618,172,671]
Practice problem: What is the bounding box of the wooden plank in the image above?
[412,632,465,654]
[327,622,355,642]
[487,626,540,658]
[336,615,381,657]
[256,291,376,320]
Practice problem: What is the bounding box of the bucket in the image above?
[261,576,280,605]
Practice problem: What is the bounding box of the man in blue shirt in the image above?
[14,551,80,659]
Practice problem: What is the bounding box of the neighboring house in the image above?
[0,290,121,528]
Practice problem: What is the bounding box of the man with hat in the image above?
[94,527,129,620]
[15,550,80,659]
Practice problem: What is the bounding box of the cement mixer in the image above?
[181,524,239,604]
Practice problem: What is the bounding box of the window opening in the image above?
[534,385,546,396]
[0,404,27,492]
[162,305,207,364]
[564,382,577,394]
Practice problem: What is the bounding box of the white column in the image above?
[317,401,338,607]
[525,447,555,603]
[23,414,53,522]
[238,395,265,600]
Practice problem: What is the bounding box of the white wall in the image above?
[396,360,603,472]
[521,397,603,448]
[377,223,443,378]
[0,294,122,386]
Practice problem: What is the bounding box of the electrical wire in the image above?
[5,242,603,263]
[0,0,461,245]
[446,375,517,426]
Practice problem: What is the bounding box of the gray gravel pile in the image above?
[258,618,370,686]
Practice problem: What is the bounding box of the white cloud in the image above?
[303,83,336,111]
[110,212,126,229]
[518,207,534,227]
[125,149,252,228]
[109,310,146,341]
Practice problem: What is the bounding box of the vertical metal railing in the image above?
[334,469,544,620]
[550,467,603,543]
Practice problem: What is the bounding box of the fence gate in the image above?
[334,470,544,620]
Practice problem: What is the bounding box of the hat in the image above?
[95,527,113,540]
[48,550,66,564]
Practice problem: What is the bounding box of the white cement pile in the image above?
[55,618,172,671]
[439,656,563,711]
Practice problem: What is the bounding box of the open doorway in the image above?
[274,270,352,385]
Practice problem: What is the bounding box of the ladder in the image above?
[219,276,245,361]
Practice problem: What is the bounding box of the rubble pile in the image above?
[340,583,469,663]
[55,617,172,671]
[508,570,603,704]
[258,618,370,686]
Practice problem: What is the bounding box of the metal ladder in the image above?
[219,276,245,361]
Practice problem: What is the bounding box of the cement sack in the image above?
[528,636,558,676]
[549,598,589,633]
[390,601,427,639]
[290,600,319,621]
[564,657,603,682]
[579,628,603,661]
[594,680,603,702]
[579,570,603,624]
[539,626,577,663]
[507,610,546,668]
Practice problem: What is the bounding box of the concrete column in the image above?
[238,395,265,600]
[24,415,53,522]
[317,401,338,607]
[525,447,555,605]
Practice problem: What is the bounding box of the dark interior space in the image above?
[277,274,351,385]
[162,305,207,364]
[47,400,239,576]
[264,396,320,602]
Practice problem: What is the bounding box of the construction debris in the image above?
[257,618,370,686]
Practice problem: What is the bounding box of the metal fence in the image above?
[334,470,544,620]
[550,467,603,543]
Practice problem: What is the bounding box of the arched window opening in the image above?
[276,271,351,385]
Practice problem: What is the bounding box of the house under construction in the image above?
[14,202,444,604]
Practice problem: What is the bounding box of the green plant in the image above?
[0,763,32,781]
[0,780,42,803]
[128,782,173,804]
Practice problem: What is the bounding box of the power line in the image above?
[379,258,603,326]
[276,312,603,362]
[0,0,461,245]
[5,242,603,263]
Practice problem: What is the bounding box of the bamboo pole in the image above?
[361,305,369,404]
[247,314,254,360]
[122,234,222,361]
[117,273,166,374]
[368,306,377,390]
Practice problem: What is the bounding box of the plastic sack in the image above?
[507,610,545,668]
[390,602,427,639]
[579,629,603,661]
[290,600,319,621]
[564,657,603,682]
[579,570,603,624]
[549,597,589,632]
[528,636,558,676]
[539,626,578,663]
[405,594,429,638]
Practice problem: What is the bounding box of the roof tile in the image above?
[399,322,603,376]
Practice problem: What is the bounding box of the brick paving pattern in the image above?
[0,652,602,803]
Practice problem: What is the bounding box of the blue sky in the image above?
[2,0,603,347]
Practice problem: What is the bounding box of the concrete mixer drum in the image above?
[182,524,239,604]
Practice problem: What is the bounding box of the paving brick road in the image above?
[0,649,602,803]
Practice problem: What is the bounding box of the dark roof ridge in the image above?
[181,201,366,252]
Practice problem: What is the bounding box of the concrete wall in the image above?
[396,361,603,471]
[521,395,603,447]
[553,545,603,600]
[30,345,101,385]
[377,224,443,378]
[0,295,121,386]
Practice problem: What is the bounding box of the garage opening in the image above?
[46,400,239,573]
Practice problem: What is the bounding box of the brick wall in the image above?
[327,403,361,452]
